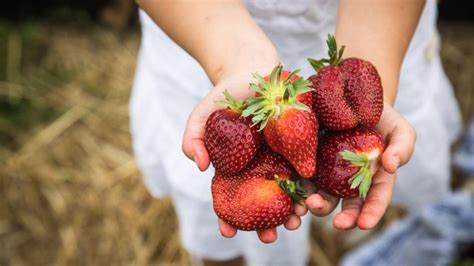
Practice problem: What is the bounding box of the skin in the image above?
[137,0,423,258]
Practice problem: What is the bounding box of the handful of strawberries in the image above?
[204,35,385,231]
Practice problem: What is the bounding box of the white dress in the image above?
[129,0,460,264]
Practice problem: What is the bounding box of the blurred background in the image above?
[0,1,473,265]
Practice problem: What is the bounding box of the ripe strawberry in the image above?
[204,90,262,175]
[243,145,294,179]
[212,153,307,231]
[313,127,385,199]
[307,34,383,130]
[212,173,293,231]
[243,65,319,178]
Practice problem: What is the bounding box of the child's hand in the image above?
[183,67,309,243]
[304,103,416,229]
[181,69,274,171]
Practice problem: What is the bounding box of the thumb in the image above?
[382,117,416,174]
[182,110,210,172]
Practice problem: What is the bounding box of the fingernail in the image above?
[193,152,200,166]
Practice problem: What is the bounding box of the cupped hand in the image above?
[182,66,309,244]
[304,103,416,229]
[181,72,260,171]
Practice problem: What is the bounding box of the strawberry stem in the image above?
[307,58,328,72]
[275,175,308,203]
[243,65,312,131]
[307,34,345,72]
[214,89,246,113]
[340,150,375,199]
[326,34,345,65]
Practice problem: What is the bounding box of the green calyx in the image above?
[340,150,377,200]
[307,34,346,72]
[275,175,308,203]
[214,89,246,113]
[242,65,312,131]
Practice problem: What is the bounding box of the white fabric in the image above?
[129,0,461,262]
[171,188,311,266]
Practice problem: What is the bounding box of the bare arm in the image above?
[136,0,279,84]
[335,0,425,104]
[136,0,301,243]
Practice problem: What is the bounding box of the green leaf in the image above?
[276,65,282,85]
[346,164,373,199]
[348,167,366,189]
[290,101,309,111]
[308,58,326,72]
[241,102,262,117]
[252,73,270,90]
[294,86,312,95]
[337,46,346,63]
[340,150,368,166]
[276,176,308,203]
[214,100,229,109]
[358,173,372,199]
[259,117,270,131]
[293,80,312,95]
[324,33,345,65]
[287,83,296,97]
[284,69,300,83]
[213,89,246,112]
[268,65,280,87]
[249,83,264,95]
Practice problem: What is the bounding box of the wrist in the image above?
[211,44,280,86]
[381,72,399,107]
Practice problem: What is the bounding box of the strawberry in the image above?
[243,65,319,178]
[212,151,307,231]
[264,70,313,107]
[307,34,383,130]
[313,127,385,199]
[212,173,293,231]
[204,90,262,175]
[243,145,294,179]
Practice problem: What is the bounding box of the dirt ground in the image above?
[0,20,472,265]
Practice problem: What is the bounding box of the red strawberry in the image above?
[263,109,318,178]
[243,145,294,179]
[243,65,319,178]
[212,152,307,231]
[307,34,383,130]
[205,90,262,175]
[313,127,385,199]
[212,173,293,231]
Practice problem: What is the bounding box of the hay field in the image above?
[0,20,472,266]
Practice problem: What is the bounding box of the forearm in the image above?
[137,0,279,85]
[335,0,425,105]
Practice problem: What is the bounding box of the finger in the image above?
[294,200,308,216]
[218,219,237,238]
[182,113,210,172]
[284,214,301,231]
[357,170,396,229]
[381,118,416,174]
[257,228,277,244]
[333,197,363,230]
[306,190,340,217]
